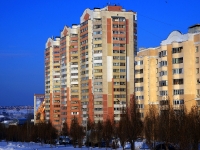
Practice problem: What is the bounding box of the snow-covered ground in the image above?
[0,141,144,150]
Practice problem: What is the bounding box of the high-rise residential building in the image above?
[45,37,61,130]
[135,24,200,118]
[45,5,137,129]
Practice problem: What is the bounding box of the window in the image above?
[197,68,199,74]
[173,79,184,85]
[135,87,143,91]
[159,61,167,67]
[136,104,144,109]
[120,69,126,72]
[196,57,199,63]
[196,46,199,52]
[113,56,125,60]
[80,33,88,39]
[82,95,89,99]
[94,88,103,92]
[160,91,168,96]
[173,99,184,105]
[71,95,79,98]
[172,57,183,64]
[113,69,119,72]
[139,113,144,118]
[94,82,102,85]
[114,95,126,98]
[94,69,102,73]
[93,31,102,35]
[159,71,167,76]
[94,94,103,99]
[173,68,183,74]
[114,88,126,92]
[135,60,143,65]
[93,25,102,29]
[94,44,102,48]
[81,77,89,81]
[94,63,102,66]
[71,73,78,76]
[71,90,78,93]
[135,69,143,74]
[135,78,143,83]
[135,96,144,100]
[94,56,102,60]
[197,79,200,84]
[94,76,102,79]
[159,50,167,57]
[80,27,88,33]
[174,89,184,95]
[197,89,200,95]
[94,37,102,41]
[159,80,168,86]
[82,89,89,93]
[120,75,126,78]
[172,47,183,54]
[94,50,102,54]
[81,83,88,87]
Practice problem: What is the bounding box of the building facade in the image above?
[45,37,61,130]
[44,5,137,129]
[135,24,200,118]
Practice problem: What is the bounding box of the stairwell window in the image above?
[196,46,199,52]
[197,68,199,74]
[196,57,199,63]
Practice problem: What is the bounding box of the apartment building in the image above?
[45,37,61,130]
[44,5,137,129]
[135,24,200,118]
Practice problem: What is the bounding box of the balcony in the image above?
[173,104,184,110]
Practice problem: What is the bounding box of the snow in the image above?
[0,141,144,150]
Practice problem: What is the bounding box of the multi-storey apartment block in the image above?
[44,5,137,129]
[45,37,61,130]
[135,24,200,118]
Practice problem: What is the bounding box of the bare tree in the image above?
[187,106,200,150]
[102,117,113,148]
[70,116,79,147]
[126,95,143,150]
[144,105,158,149]
[117,109,129,150]
[77,125,84,148]
[96,120,103,147]
[61,122,69,136]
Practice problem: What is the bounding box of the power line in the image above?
[138,26,163,39]
[137,13,182,29]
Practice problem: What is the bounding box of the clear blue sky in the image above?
[0,0,199,106]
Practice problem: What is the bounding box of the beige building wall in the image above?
[136,25,200,118]
[135,48,158,118]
